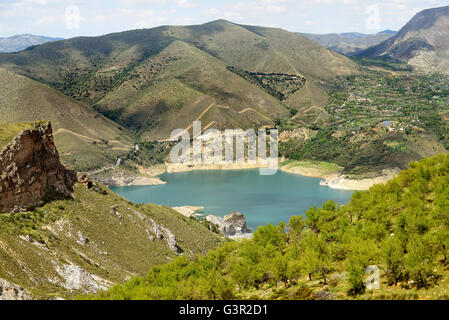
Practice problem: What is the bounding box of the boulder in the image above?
[206,215,235,236]
[206,212,252,237]
[224,212,252,234]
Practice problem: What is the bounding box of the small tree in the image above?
[272,253,289,286]
[406,238,438,289]
[300,234,331,285]
[383,236,406,286]
[346,260,366,296]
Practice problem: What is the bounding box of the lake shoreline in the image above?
[279,162,400,191]
[98,160,399,191]
[108,165,356,231]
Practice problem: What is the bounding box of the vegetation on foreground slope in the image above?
[86,152,449,300]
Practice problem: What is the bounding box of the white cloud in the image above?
[134,16,168,29]
[175,0,197,8]
[0,0,447,38]
[204,8,220,17]
[120,0,167,5]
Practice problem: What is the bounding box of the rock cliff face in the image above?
[0,122,77,213]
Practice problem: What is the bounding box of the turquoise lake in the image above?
[110,169,354,230]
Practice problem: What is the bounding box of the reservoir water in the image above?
[110,169,354,230]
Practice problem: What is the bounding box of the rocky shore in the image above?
[92,173,166,187]
[94,158,399,191]
[90,164,166,187]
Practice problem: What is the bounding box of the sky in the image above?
[0,0,447,38]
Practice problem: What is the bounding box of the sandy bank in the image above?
[172,206,204,218]
[94,174,166,187]
[320,169,400,191]
[229,233,253,240]
[280,161,399,191]
[166,160,274,173]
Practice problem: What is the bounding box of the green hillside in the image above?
[0,68,134,171]
[166,21,356,80]
[94,40,289,140]
[279,68,448,176]
[86,152,449,300]
[0,20,356,139]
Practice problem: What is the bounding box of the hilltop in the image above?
[0,20,356,140]
[358,6,449,74]
[0,34,63,53]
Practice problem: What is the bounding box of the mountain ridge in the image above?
[301,31,397,56]
[357,6,449,74]
[0,34,63,53]
[0,20,356,140]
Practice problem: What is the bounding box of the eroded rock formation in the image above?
[0,122,76,213]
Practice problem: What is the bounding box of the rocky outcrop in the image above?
[206,212,252,237]
[92,170,166,187]
[54,264,112,293]
[0,122,76,213]
[129,207,182,254]
[148,218,182,254]
[0,279,31,300]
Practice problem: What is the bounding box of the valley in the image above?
[301,30,397,56]
[1,3,449,302]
